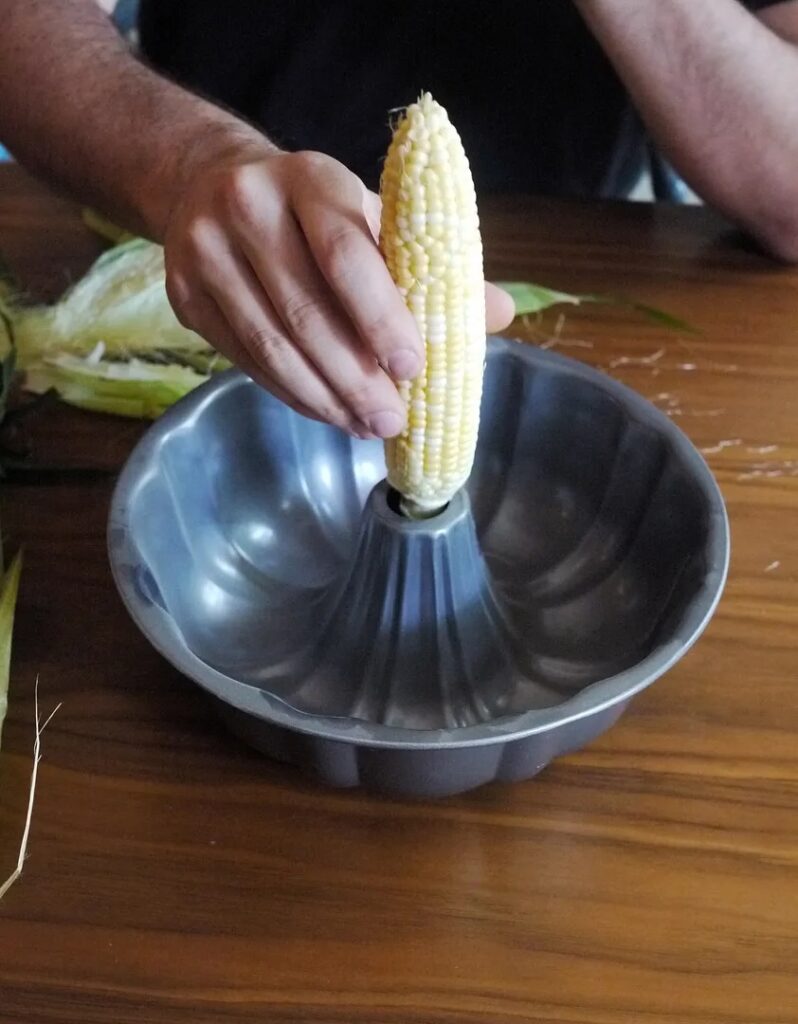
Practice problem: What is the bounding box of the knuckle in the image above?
[280,289,329,340]
[220,164,260,221]
[317,402,350,427]
[337,378,384,415]
[289,151,362,206]
[358,307,396,347]
[244,325,291,371]
[182,217,218,260]
[321,226,363,284]
[291,150,336,184]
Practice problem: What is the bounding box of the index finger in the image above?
[292,167,425,382]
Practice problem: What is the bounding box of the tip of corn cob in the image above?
[379,93,486,518]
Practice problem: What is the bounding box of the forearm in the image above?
[575,0,798,259]
[0,0,273,239]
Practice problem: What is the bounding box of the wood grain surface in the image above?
[0,163,796,1023]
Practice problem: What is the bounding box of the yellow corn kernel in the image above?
[379,92,485,517]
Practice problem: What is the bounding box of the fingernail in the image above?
[365,411,404,438]
[350,427,377,441]
[386,349,421,380]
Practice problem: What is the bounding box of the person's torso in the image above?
[139,0,646,197]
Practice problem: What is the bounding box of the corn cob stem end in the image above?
[397,493,449,521]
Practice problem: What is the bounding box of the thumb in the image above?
[485,281,516,333]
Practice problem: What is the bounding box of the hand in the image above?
[163,146,515,438]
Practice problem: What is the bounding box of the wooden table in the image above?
[0,163,796,1023]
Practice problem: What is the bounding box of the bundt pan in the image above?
[109,336,729,798]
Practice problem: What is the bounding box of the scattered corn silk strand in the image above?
[664,407,726,419]
[650,391,681,410]
[608,348,665,369]
[0,680,60,902]
[675,337,739,373]
[518,312,594,352]
[0,555,59,902]
[700,438,743,455]
[737,459,798,481]
[646,392,727,422]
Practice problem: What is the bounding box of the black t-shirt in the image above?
[138,0,784,197]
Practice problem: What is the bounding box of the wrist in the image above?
[133,115,278,240]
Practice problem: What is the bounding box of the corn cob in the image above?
[379,92,485,518]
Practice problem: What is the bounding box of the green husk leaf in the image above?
[81,207,136,246]
[0,254,16,301]
[628,302,699,333]
[0,289,15,358]
[495,281,592,314]
[0,349,15,421]
[0,236,222,419]
[24,355,209,419]
[7,238,214,367]
[495,280,697,333]
[138,349,232,375]
[0,550,23,748]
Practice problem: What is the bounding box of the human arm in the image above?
[0,0,514,436]
[575,0,798,261]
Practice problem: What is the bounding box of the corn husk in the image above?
[0,551,22,748]
[496,280,696,332]
[6,238,214,366]
[0,236,226,417]
[80,207,136,246]
[24,353,209,420]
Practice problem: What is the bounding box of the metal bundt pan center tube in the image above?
[109,337,730,797]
